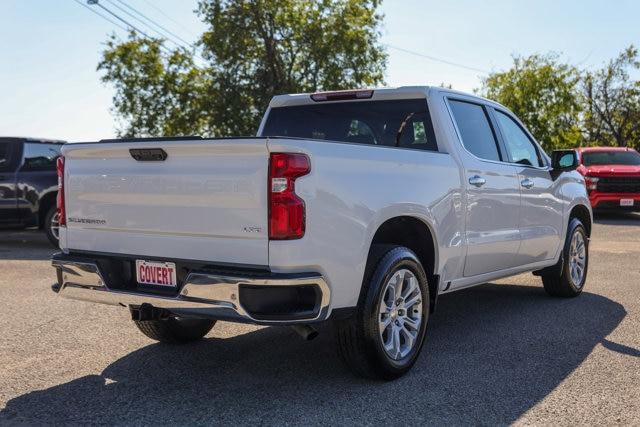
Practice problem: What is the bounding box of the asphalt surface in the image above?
[1,213,639,425]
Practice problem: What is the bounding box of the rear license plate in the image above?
[136,260,177,287]
[620,199,634,207]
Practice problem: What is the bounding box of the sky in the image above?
[1,0,639,142]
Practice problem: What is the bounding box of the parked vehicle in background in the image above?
[576,147,640,211]
[0,137,65,246]
[51,87,592,379]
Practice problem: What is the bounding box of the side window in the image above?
[494,111,543,167]
[21,143,61,171]
[449,100,501,162]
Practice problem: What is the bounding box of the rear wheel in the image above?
[134,316,216,343]
[333,245,430,380]
[44,206,60,248]
[541,218,588,297]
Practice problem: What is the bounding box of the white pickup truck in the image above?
[52,87,592,379]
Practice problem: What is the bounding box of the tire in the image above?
[134,317,216,343]
[44,206,60,248]
[541,218,589,297]
[333,245,430,380]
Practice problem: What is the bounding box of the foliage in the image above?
[98,0,387,137]
[478,47,640,150]
[99,36,205,137]
[478,54,582,151]
[582,46,640,148]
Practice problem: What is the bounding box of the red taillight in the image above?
[269,153,310,240]
[56,156,66,227]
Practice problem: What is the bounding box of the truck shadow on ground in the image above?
[0,283,627,424]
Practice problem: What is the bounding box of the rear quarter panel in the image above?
[266,138,464,309]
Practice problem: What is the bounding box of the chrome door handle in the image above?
[521,178,534,189]
[468,175,486,187]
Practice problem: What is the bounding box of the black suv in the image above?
[0,137,66,246]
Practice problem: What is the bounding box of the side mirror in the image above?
[551,150,578,172]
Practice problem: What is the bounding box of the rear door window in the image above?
[21,143,61,171]
[262,99,438,151]
[448,100,501,161]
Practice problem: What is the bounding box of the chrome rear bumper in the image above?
[51,255,330,325]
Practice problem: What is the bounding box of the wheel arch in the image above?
[569,203,592,237]
[365,215,439,314]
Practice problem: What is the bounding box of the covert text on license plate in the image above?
[136,260,177,287]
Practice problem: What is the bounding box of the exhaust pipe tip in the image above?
[290,324,319,341]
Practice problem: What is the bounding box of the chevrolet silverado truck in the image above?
[51,87,592,379]
[576,147,640,211]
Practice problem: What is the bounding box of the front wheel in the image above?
[134,316,216,343]
[333,245,430,380]
[541,218,589,297]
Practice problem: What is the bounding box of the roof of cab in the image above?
[269,86,431,108]
[268,85,507,111]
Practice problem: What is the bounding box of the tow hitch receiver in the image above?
[130,303,168,321]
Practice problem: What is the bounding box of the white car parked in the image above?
[52,87,592,379]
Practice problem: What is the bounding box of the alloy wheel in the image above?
[569,230,586,287]
[378,268,423,360]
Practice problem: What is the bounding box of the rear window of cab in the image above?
[261,99,438,152]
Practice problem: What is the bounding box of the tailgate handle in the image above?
[129,148,168,161]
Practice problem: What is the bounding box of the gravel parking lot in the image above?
[1,213,639,425]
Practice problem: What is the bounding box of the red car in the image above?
[576,147,640,211]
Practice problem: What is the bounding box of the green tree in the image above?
[478,53,582,150]
[98,0,387,137]
[582,46,640,148]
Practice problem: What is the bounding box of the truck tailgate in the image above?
[61,138,269,266]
